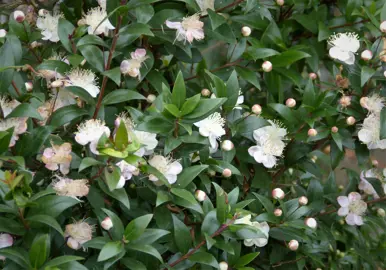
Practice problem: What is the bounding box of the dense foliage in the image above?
[1,0,386,269]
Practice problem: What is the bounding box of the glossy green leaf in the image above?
[124,214,153,241]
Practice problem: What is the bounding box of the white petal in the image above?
[89,140,100,155]
[345,213,357,226]
[348,192,361,202]
[354,215,363,226]
[243,239,254,247]
[116,177,126,189]
[337,196,349,207]
[343,52,355,65]
[262,155,276,168]
[358,129,372,144]
[166,174,177,184]
[208,135,218,149]
[167,161,183,175]
[337,207,349,217]
[329,46,343,59]
[165,20,182,29]
[248,146,260,157]
[253,238,268,247]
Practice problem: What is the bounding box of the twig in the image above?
[272,256,306,268]
[200,0,245,18]
[329,19,370,30]
[11,81,21,96]
[18,208,29,230]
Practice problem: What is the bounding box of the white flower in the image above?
[358,113,386,150]
[42,142,72,175]
[328,32,360,65]
[120,49,149,79]
[195,0,215,15]
[0,233,13,260]
[101,217,113,230]
[80,7,115,36]
[98,0,106,9]
[235,91,244,110]
[244,221,270,247]
[248,120,287,168]
[38,53,68,80]
[194,112,226,151]
[116,160,139,189]
[63,68,100,98]
[234,214,253,225]
[65,220,93,250]
[0,118,28,147]
[361,94,384,115]
[166,14,204,44]
[75,119,111,155]
[0,96,20,117]
[52,176,89,200]
[148,155,183,184]
[337,192,367,226]
[359,169,380,198]
[36,12,62,42]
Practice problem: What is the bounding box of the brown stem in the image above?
[18,208,29,230]
[272,256,306,268]
[28,47,42,63]
[92,16,123,119]
[201,0,245,18]
[165,215,238,268]
[11,81,21,96]
[174,119,179,138]
[329,19,370,30]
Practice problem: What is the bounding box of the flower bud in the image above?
[50,80,64,88]
[338,184,344,191]
[276,0,284,6]
[372,159,379,167]
[360,97,368,108]
[361,50,373,61]
[308,128,317,137]
[274,208,283,217]
[285,98,296,108]
[67,237,81,250]
[195,190,206,202]
[262,61,272,72]
[251,104,262,115]
[0,233,13,256]
[323,145,331,154]
[377,208,385,217]
[309,73,317,80]
[221,140,234,151]
[298,196,308,206]
[241,26,251,37]
[339,96,351,107]
[201,88,211,97]
[311,155,317,163]
[146,94,156,103]
[101,217,113,230]
[346,116,356,125]
[219,261,228,270]
[81,59,87,66]
[14,11,25,23]
[339,219,345,225]
[38,9,48,17]
[305,217,317,229]
[272,188,285,199]
[331,126,338,133]
[222,168,232,178]
[208,169,216,177]
[0,29,7,38]
[384,70,386,78]
[120,60,130,74]
[24,81,33,92]
[288,239,299,251]
[380,21,386,33]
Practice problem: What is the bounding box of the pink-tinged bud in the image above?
[222,168,232,178]
[339,96,351,108]
[331,126,338,133]
[0,233,13,249]
[285,98,296,108]
[25,81,33,92]
[276,0,285,6]
[219,261,228,270]
[274,208,283,217]
[372,159,379,167]
[377,208,385,217]
[67,237,81,250]
[380,21,386,33]
[361,50,372,61]
[241,26,251,37]
[346,116,356,125]
[288,239,299,251]
[201,88,211,97]
[101,217,113,230]
[309,73,317,80]
[262,61,272,72]
[305,217,317,229]
[146,94,156,103]
[221,140,234,151]
[360,97,368,108]
[14,11,25,23]
[384,70,386,77]
[51,80,64,88]
[251,104,262,115]
[0,29,7,38]
[38,9,48,17]
[120,60,130,74]
[298,196,308,206]
[307,128,317,137]
[272,188,285,199]
[195,190,206,202]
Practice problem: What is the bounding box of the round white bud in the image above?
[339,96,351,107]
[288,239,299,251]
[0,29,7,38]
[251,104,262,115]
[146,94,156,103]
[361,50,373,61]
[298,196,308,206]
[360,97,368,108]
[25,81,33,92]
[272,188,285,199]
[309,73,317,80]
[285,98,296,108]
[308,128,317,137]
[14,11,25,23]
[331,126,338,133]
[274,208,283,217]
[195,190,207,202]
[380,21,386,33]
[221,140,234,151]
[101,217,113,230]
[384,70,386,77]
[201,88,211,97]
[219,261,228,270]
[377,208,385,217]
[346,116,356,125]
[305,217,317,229]
[241,26,251,37]
[222,168,232,178]
[262,61,272,72]
[276,0,285,6]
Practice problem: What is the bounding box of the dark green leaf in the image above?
[50,105,88,128]
[176,165,208,188]
[102,89,145,105]
[43,256,84,268]
[189,251,218,268]
[171,71,186,109]
[124,214,153,241]
[172,215,192,253]
[97,241,124,262]
[79,45,104,72]
[361,66,375,87]
[7,103,43,120]
[29,234,50,269]
[270,50,311,67]
[58,18,75,53]
[26,215,64,236]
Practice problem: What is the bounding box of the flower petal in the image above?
[337,207,349,217]
[348,192,361,202]
[345,213,356,225]
[337,196,349,207]
[165,20,182,29]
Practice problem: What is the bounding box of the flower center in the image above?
[349,200,367,216]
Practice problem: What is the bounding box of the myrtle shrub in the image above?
[1,0,386,269]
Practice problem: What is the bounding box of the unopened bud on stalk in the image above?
[309,72,317,80]
[331,126,338,133]
[101,217,113,230]
[298,196,308,206]
[222,168,232,178]
[274,208,283,216]
[241,26,251,37]
[305,217,317,229]
[308,128,318,137]
[221,140,234,151]
[346,116,356,125]
[219,261,228,270]
[25,82,33,92]
[262,61,272,72]
[0,29,7,38]
[195,190,206,202]
[377,208,385,217]
[285,98,296,108]
[272,188,285,199]
[14,11,25,23]
[276,0,285,6]
[201,88,211,97]
[361,50,373,61]
[360,97,368,108]
[380,21,386,33]
[288,240,299,251]
[339,96,351,107]
[251,104,262,115]
[146,94,156,103]
[372,159,379,167]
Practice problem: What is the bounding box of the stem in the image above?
[18,208,29,230]
[92,16,123,119]
[201,0,245,18]
[272,256,306,268]
[165,215,238,268]
[174,119,179,138]
[328,19,370,30]
[11,81,21,96]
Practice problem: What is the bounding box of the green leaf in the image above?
[0,40,15,90]
[213,183,228,224]
[156,190,171,207]
[253,193,275,213]
[184,98,227,120]
[207,9,226,30]
[102,67,122,86]
[235,116,268,137]
[102,89,145,105]
[176,165,208,188]
[98,179,130,210]
[189,251,219,268]
[318,22,331,41]
[236,66,261,89]
[141,164,171,187]
[97,241,124,262]
[270,50,311,67]
[171,188,203,214]
[330,140,344,170]
[124,214,153,241]
[0,217,24,235]
[380,107,386,140]
[77,35,107,48]
[42,256,84,268]
[115,120,129,150]
[235,252,260,267]
[116,23,154,49]
[79,45,104,72]
[223,70,240,110]
[206,71,227,98]
[268,103,298,124]
[180,94,201,116]
[104,166,121,191]
[50,105,88,128]
[0,248,31,269]
[172,215,192,253]
[361,66,375,87]
[382,2,386,21]
[303,79,315,107]
[65,86,95,105]
[79,157,104,172]
[171,71,186,109]
[37,60,71,75]
[26,195,79,218]
[58,18,75,53]
[127,244,163,262]
[246,48,280,60]
[29,234,50,269]
[7,103,43,120]
[26,215,64,236]
[101,208,125,241]
[121,258,146,270]
[164,104,181,117]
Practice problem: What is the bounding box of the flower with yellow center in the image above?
[52,176,89,200]
[65,220,93,250]
[166,14,204,44]
[42,142,72,175]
